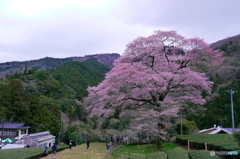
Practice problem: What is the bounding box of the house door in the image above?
[49,143,51,147]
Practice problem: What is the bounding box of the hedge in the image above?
[167,149,189,159]
[130,154,146,159]
[176,134,240,151]
[115,156,130,159]
[145,151,167,159]
[0,145,69,159]
[188,150,220,159]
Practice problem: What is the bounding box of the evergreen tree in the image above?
[1,79,31,122]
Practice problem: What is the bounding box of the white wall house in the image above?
[23,131,55,148]
[0,122,30,140]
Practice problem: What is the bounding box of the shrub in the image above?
[175,120,198,135]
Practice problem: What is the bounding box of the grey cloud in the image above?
[112,0,240,43]
[0,0,239,63]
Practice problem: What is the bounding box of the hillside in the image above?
[210,34,240,56]
[0,58,111,138]
[50,58,110,99]
[185,34,240,130]
[0,53,120,78]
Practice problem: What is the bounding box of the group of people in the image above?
[42,137,116,157]
[43,143,57,157]
[110,135,128,145]
[42,138,90,157]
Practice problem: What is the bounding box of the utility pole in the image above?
[218,118,226,128]
[179,108,185,135]
[76,134,78,146]
[180,111,183,135]
[58,132,62,145]
[226,89,237,132]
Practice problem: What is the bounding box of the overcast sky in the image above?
[0,0,239,63]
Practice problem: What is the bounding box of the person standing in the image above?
[86,138,90,149]
[52,143,57,156]
[43,146,48,157]
[105,143,111,157]
[69,140,72,150]
[110,135,114,143]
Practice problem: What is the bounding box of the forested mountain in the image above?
[186,35,240,130]
[0,58,111,140]
[0,53,120,78]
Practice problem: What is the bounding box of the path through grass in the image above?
[39,142,185,159]
[39,143,107,159]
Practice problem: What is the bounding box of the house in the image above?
[0,122,30,140]
[198,125,240,134]
[23,131,55,148]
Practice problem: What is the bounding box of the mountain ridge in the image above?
[0,53,120,78]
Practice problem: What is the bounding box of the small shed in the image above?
[23,131,55,148]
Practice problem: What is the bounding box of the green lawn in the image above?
[0,142,184,159]
[119,142,178,151]
[162,142,178,150]
[39,143,107,159]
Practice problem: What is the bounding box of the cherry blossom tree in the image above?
[86,30,222,140]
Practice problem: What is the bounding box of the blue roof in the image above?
[0,122,30,129]
[30,133,50,139]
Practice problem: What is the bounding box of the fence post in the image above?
[112,144,114,155]
[128,150,130,157]
[188,140,190,151]
[205,143,207,150]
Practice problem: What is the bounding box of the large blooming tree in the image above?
[86,30,222,139]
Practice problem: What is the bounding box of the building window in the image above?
[0,130,17,137]
[21,130,26,134]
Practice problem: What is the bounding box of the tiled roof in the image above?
[199,126,240,134]
[222,128,240,133]
[0,122,30,129]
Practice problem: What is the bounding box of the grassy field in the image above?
[162,142,178,150]
[39,143,108,159]
[38,142,180,159]
[0,141,202,159]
